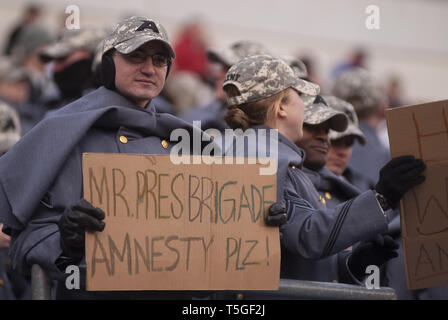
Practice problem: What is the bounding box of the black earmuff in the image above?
[100,52,116,90]
[166,60,172,79]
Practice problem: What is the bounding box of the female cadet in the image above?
[222,55,426,285]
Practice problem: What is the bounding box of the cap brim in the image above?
[293,77,320,96]
[115,35,175,58]
[329,124,366,145]
[39,42,73,61]
[304,105,349,132]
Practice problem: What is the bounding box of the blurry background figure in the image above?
[332,67,390,188]
[163,18,213,114]
[3,3,42,55]
[163,72,213,115]
[324,95,372,191]
[8,16,55,105]
[299,54,323,88]
[375,74,407,149]
[39,28,107,111]
[0,101,30,300]
[172,18,210,81]
[0,56,41,135]
[331,48,368,79]
[179,40,271,131]
[281,55,308,79]
[0,101,21,156]
[0,57,30,106]
[387,74,406,108]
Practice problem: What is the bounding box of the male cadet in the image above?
[332,67,390,188]
[180,40,271,131]
[0,16,213,299]
[295,95,362,208]
[292,95,402,286]
[324,95,372,191]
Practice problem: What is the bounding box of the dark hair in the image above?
[224,85,292,130]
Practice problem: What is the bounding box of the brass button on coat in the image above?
[161,140,168,149]
[119,135,128,144]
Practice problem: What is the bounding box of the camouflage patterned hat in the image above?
[323,95,366,145]
[304,95,348,132]
[207,40,271,69]
[101,16,175,58]
[40,28,108,62]
[223,55,319,107]
[0,101,21,154]
[331,67,387,112]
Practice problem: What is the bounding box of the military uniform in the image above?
[0,16,216,300]
[303,166,361,208]
[222,56,389,287]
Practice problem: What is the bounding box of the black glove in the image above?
[265,201,288,226]
[347,234,399,283]
[58,198,106,260]
[375,155,426,209]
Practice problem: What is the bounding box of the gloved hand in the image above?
[347,234,399,282]
[265,201,288,226]
[58,198,106,260]
[375,155,426,209]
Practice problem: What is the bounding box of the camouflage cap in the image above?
[332,67,387,112]
[101,16,175,58]
[323,95,366,145]
[0,56,27,82]
[0,101,21,154]
[40,28,108,61]
[304,95,348,132]
[207,40,271,69]
[281,55,308,78]
[223,55,319,107]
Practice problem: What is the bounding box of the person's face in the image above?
[280,89,305,142]
[326,135,355,176]
[296,122,331,170]
[113,41,169,107]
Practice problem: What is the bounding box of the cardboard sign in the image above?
[386,99,448,290]
[82,153,279,291]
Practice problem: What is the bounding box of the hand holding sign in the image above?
[82,154,280,291]
[386,99,448,290]
[375,155,426,209]
[59,199,106,260]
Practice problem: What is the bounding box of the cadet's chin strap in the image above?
[100,51,173,91]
